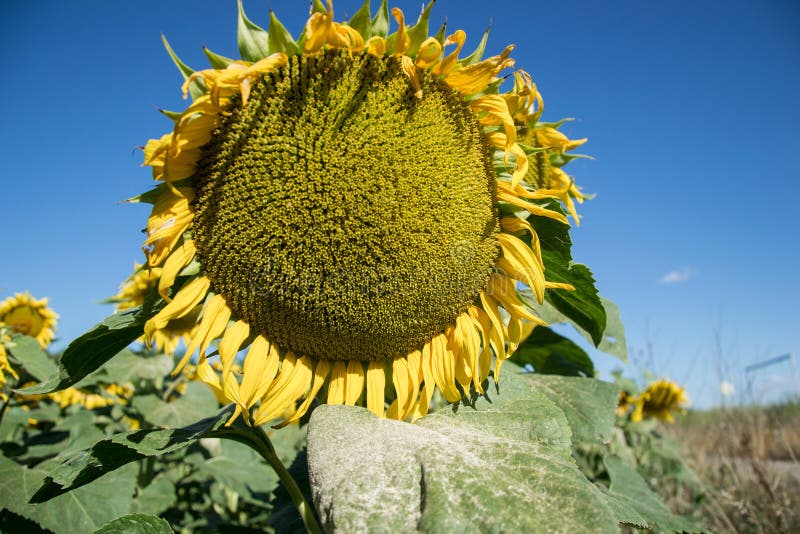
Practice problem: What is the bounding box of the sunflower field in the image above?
[1,1,711,532]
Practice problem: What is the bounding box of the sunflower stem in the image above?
[213,424,322,534]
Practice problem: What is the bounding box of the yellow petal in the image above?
[327,361,347,405]
[366,361,386,417]
[158,240,197,301]
[345,360,365,406]
[390,8,410,56]
[277,360,332,427]
[146,276,209,353]
[219,320,250,378]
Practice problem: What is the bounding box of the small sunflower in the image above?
[131,0,587,427]
[0,343,19,401]
[111,264,198,354]
[631,378,689,423]
[0,292,59,348]
[616,389,633,416]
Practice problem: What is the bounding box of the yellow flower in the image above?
[616,390,633,416]
[132,0,586,427]
[0,343,19,401]
[48,382,134,410]
[0,292,58,348]
[112,264,198,354]
[630,379,689,423]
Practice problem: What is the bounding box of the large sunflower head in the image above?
[0,292,59,348]
[631,378,689,423]
[130,0,587,427]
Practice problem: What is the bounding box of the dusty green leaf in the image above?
[524,374,619,444]
[93,513,173,534]
[307,366,617,532]
[600,455,703,532]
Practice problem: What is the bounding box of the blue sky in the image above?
[1,0,798,407]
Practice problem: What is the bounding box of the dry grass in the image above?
[663,401,800,533]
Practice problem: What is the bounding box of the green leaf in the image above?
[160,34,204,101]
[371,0,390,38]
[348,0,372,39]
[5,334,58,381]
[405,1,435,57]
[0,456,137,533]
[311,0,327,14]
[29,406,234,502]
[600,455,703,532]
[16,303,161,396]
[202,46,234,69]
[268,11,298,55]
[191,438,278,497]
[237,0,270,62]
[524,373,619,444]
[93,514,173,534]
[526,200,606,345]
[131,382,219,428]
[100,350,173,387]
[528,296,627,362]
[511,326,595,377]
[306,366,618,532]
[129,476,175,517]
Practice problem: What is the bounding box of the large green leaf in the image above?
[306,366,619,532]
[600,455,703,532]
[131,382,219,428]
[4,334,58,381]
[17,304,159,396]
[191,438,278,497]
[525,294,627,362]
[129,476,176,517]
[511,326,595,377]
[93,513,173,534]
[525,374,619,444]
[526,200,606,345]
[30,406,234,502]
[0,456,136,533]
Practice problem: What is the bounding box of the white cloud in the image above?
[658,267,695,284]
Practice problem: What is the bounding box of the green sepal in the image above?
[312,0,327,14]
[550,151,594,168]
[433,20,447,44]
[348,0,373,39]
[203,46,234,69]
[123,179,194,205]
[405,1,435,57]
[158,108,183,123]
[372,0,390,38]
[237,0,270,62]
[268,10,299,55]
[160,34,205,101]
[536,117,575,129]
[460,23,491,66]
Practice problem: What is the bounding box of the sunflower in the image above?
[133,0,587,427]
[0,343,19,401]
[0,293,59,348]
[111,264,199,354]
[631,379,689,423]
